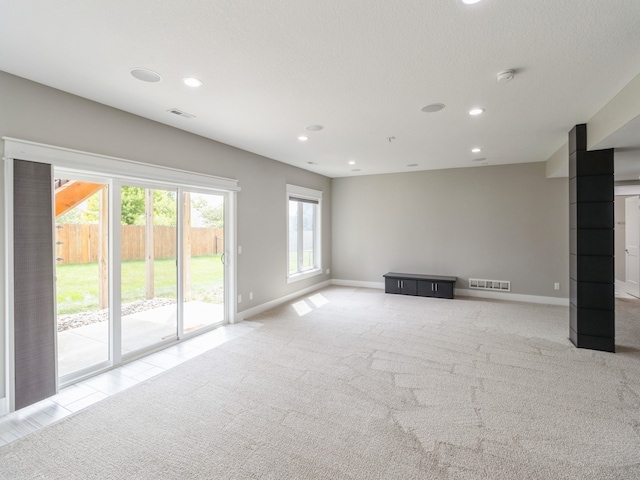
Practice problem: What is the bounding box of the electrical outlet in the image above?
[238,294,242,303]
[249,292,253,300]
[554,283,560,291]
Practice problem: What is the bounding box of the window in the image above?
[287,184,322,282]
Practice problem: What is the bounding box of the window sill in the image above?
[287,268,323,284]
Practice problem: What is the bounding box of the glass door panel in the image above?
[183,192,225,333]
[54,178,109,378]
[120,186,178,354]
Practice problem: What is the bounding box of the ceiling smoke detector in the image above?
[497,70,515,83]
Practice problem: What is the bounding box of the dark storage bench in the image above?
[383,272,457,299]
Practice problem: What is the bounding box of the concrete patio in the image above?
[58,301,224,377]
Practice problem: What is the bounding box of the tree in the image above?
[150,189,177,227]
[120,186,146,225]
[57,185,180,226]
[57,205,86,224]
[120,187,177,226]
[192,196,224,228]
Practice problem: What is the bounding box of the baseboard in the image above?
[234,279,569,322]
[331,279,384,289]
[331,279,569,306]
[455,288,569,306]
[616,279,626,289]
[235,280,332,322]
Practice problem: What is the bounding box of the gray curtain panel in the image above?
[13,159,56,410]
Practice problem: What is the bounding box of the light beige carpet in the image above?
[1,286,639,479]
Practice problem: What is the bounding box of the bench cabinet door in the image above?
[433,281,454,299]
[418,280,454,299]
[385,277,402,294]
[386,278,417,295]
[417,280,434,297]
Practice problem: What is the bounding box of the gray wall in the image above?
[0,71,332,401]
[331,162,568,298]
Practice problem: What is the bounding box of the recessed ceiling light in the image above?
[183,77,203,87]
[307,161,318,165]
[348,160,356,165]
[472,157,487,162]
[305,125,324,131]
[130,68,162,83]
[462,0,483,4]
[407,164,419,167]
[421,103,445,113]
[351,169,362,172]
[298,135,309,142]
[472,148,482,153]
[469,108,485,116]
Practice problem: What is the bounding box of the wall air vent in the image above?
[167,108,195,119]
[469,278,511,292]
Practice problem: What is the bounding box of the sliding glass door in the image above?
[120,186,178,354]
[6,140,238,411]
[182,191,225,334]
[52,177,229,385]
[54,176,110,379]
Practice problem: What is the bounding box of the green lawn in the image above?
[56,255,224,314]
[289,249,315,274]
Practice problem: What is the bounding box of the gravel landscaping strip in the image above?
[57,298,177,332]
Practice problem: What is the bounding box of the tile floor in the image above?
[0,320,261,447]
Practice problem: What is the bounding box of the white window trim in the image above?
[3,137,240,192]
[286,184,322,284]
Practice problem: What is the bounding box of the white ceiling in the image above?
[1,0,640,178]
[594,114,640,182]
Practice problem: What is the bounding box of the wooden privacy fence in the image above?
[55,224,223,265]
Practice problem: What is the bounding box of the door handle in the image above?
[221,253,225,264]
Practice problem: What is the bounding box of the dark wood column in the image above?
[569,124,615,352]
